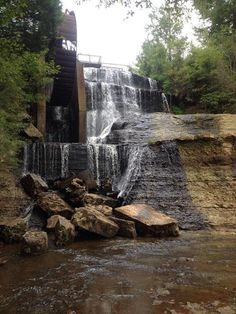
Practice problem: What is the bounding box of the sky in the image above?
[61,0,199,67]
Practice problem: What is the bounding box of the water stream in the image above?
[1,232,235,313]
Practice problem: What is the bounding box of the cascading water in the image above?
[85,67,164,193]
[85,67,204,230]
[22,64,204,228]
[23,142,87,180]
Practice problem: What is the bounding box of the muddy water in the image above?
[0,232,236,314]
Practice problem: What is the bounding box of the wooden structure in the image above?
[37,10,87,143]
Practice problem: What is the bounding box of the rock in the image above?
[27,205,47,230]
[0,218,27,243]
[23,123,43,140]
[113,204,179,237]
[47,215,75,246]
[72,207,119,238]
[65,178,86,206]
[86,205,113,216]
[54,177,86,206]
[21,231,48,255]
[110,217,137,238]
[78,170,97,191]
[54,176,74,190]
[36,192,74,219]
[83,193,118,208]
[100,178,113,195]
[21,173,48,198]
[20,112,31,123]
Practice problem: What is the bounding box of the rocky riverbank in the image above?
[0,173,179,254]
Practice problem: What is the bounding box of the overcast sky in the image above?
[61,0,198,67]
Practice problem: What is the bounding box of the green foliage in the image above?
[76,0,152,16]
[172,105,184,114]
[137,40,169,83]
[0,0,62,168]
[0,47,25,166]
[0,0,62,54]
[136,0,187,105]
[136,0,236,114]
[194,0,236,34]
[21,51,59,104]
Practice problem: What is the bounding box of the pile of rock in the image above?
[0,173,179,255]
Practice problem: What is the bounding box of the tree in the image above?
[193,0,236,35]
[0,0,62,54]
[148,0,186,61]
[0,0,61,168]
[136,0,187,109]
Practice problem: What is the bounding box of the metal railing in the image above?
[78,53,102,64]
[77,53,130,70]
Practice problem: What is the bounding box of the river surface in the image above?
[0,231,236,314]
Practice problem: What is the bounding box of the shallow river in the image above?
[0,231,236,314]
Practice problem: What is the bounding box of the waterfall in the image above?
[23,143,87,180]
[161,93,170,113]
[117,145,144,198]
[22,65,207,228]
[60,144,69,178]
[88,144,120,188]
[23,66,163,195]
[85,67,163,192]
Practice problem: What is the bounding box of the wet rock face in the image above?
[0,218,27,243]
[114,204,179,237]
[83,193,118,208]
[36,192,74,219]
[21,231,48,255]
[72,207,119,238]
[21,173,48,198]
[120,143,208,231]
[47,215,75,247]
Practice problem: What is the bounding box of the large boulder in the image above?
[86,205,113,216]
[21,173,48,198]
[110,217,137,239]
[0,218,27,243]
[72,207,119,238]
[83,193,118,208]
[113,204,179,237]
[47,215,75,246]
[21,231,48,255]
[54,177,86,206]
[36,192,74,219]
